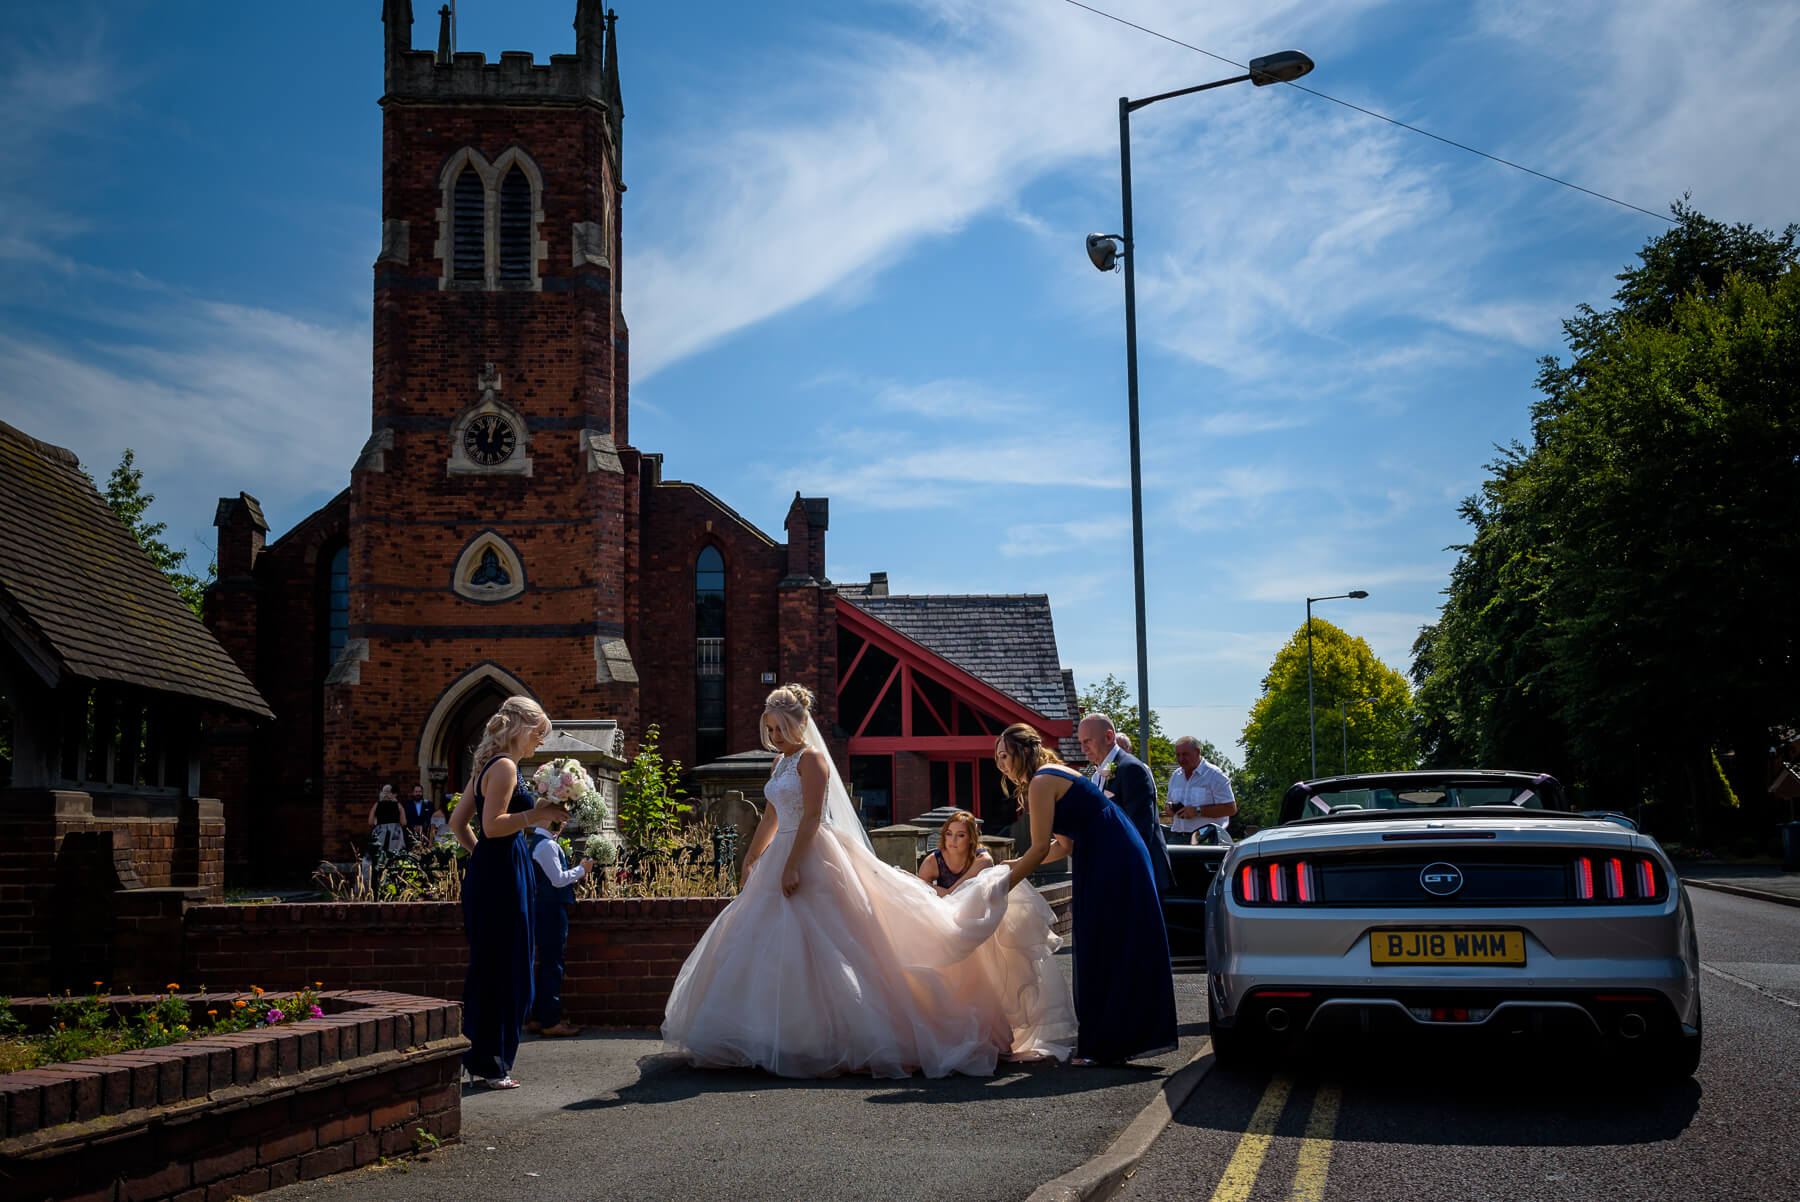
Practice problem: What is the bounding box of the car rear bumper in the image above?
[1207,897,1701,1035]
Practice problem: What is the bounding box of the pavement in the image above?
[260,949,1211,1202]
[1676,861,1800,907]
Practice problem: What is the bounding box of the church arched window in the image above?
[498,167,533,282]
[452,167,485,282]
[695,546,726,764]
[326,544,350,670]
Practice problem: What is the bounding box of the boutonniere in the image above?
[1098,762,1115,782]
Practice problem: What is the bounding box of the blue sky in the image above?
[4,1,1796,761]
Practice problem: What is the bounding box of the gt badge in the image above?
[1420,863,1464,896]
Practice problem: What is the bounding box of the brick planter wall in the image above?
[183,897,733,1027]
[0,990,464,1202]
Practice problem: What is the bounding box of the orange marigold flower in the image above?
[253,986,264,996]
[207,1010,218,1016]
[234,999,248,1009]
[167,983,181,991]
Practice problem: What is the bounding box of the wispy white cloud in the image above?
[791,438,1126,510]
[0,303,368,540]
[1001,516,1132,557]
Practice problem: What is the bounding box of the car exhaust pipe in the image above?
[1264,1007,1290,1033]
[1618,1012,1647,1040]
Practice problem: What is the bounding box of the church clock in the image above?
[463,414,516,466]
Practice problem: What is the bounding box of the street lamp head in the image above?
[1085,233,1124,273]
[1248,51,1314,86]
[1348,589,1369,599]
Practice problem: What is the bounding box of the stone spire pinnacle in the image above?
[436,5,453,64]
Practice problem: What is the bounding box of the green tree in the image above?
[616,725,691,850]
[1239,619,1418,828]
[1075,672,1236,786]
[1415,201,1800,838]
[88,449,210,616]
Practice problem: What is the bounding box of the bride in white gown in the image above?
[660,684,1076,1078]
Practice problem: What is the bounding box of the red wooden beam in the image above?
[837,635,871,693]
[848,735,1009,754]
[854,660,902,739]
[835,599,1073,737]
[913,678,952,736]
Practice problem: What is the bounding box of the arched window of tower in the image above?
[499,167,533,282]
[452,532,527,603]
[452,167,484,281]
[325,543,350,670]
[695,545,727,764]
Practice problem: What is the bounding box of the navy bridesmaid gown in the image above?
[1040,767,1178,1062]
[461,755,537,1080]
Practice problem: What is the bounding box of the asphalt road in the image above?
[1118,888,1800,1202]
[258,950,1208,1202]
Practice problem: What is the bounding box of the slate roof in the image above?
[837,587,1072,724]
[0,421,273,717]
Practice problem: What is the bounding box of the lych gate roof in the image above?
[0,421,272,717]
[836,587,1071,724]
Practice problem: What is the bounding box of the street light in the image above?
[1341,694,1378,774]
[1087,50,1316,755]
[1306,590,1367,778]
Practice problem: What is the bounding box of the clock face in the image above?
[464,414,516,466]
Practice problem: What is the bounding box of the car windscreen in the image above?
[1300,783,1546,819]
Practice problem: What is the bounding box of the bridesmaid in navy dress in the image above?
[998,722,1177,1064]
[449,695,567,1088]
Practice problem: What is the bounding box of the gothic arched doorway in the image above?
[443,681,509,797]
[416,662,538,803]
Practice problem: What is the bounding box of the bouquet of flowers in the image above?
[585,831,623,866]
[530,758,612,831]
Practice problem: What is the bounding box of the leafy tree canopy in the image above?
[1414,200,1800,839]
[87,449,210,617]
[1239,619,1417,828]
[1075,672,1236,787]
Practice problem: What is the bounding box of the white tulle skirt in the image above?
[661,825,1076,1078]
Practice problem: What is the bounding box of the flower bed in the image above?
[0,989,466,1202]
[0,984,327,1075]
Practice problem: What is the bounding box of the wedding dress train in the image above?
[661,721,1075,1078]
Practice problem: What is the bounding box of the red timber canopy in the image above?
[834,592,1076,828]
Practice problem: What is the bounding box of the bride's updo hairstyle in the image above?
[761,683,815,751]
[994,722,1063,802]
[472,695,550,768]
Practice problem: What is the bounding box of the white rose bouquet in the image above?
[584,831,623,866]
[530,758,611,831]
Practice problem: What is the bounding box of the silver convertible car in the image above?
[1205,770,1702,1080]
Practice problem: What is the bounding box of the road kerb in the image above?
[1025,1041,1216,1202]
[1682,877,1800,910]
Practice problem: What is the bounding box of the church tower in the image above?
[324,1,636,849]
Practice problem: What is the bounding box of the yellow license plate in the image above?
[1370,930,1525,965]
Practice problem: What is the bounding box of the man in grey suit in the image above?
[1079,712,1173,896]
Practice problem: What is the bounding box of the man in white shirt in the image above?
[1166,736,1237,845]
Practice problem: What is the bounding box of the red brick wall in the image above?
[894,753,932,824]
[183,897,728,1027]
[0,990,463,1202]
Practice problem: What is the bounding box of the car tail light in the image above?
[1571,854,1664,903]
[1236,860,1320,905]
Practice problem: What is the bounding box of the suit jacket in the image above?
[1100,750,1173,895]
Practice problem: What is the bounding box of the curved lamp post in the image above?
[1087,50,1315,755]
[1306,590,1367,778]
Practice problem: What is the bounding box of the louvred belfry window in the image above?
[452,168,485,281]
[498,167,532,282]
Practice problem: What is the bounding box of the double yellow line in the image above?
[1207,1074,1343,1202]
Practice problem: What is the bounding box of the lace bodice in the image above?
[766,752,808,831]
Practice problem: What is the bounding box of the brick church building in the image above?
[202,3,1077,884]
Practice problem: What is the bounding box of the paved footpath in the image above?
[264,950,1208,1202]
[1679,861,1800,905]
